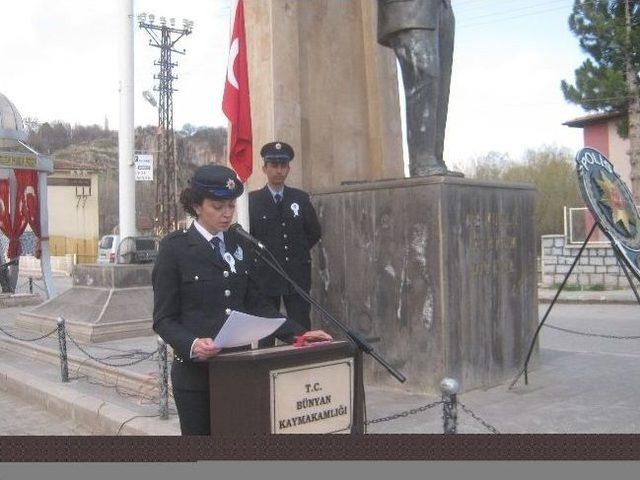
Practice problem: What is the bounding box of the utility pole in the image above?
[138,14,193,234]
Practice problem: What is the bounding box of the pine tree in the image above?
[561,0,640,200]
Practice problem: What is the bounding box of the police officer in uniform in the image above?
[249,142,322,332]
[152,164,332,435]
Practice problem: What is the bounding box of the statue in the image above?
[377,0,460,177]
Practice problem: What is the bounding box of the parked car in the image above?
[96,235,159,264]
[120,236,159,264]
[96,234,120,264]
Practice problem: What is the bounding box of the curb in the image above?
[19,269,70,278]
[0,361,179,435]
[0,293,43,308]
[0,335,161,397]
[539,296,638,305]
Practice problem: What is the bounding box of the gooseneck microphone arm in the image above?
[229,223,406,384]
[229,223,266,250]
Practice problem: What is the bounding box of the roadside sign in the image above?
[134,154,153,181]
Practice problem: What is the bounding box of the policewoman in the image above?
[152,164,332,435]
[249,142,322,332]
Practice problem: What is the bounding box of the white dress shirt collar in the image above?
[193,220,224,244]
[267,184,284,199]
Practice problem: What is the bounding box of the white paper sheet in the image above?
[213,310,287,348]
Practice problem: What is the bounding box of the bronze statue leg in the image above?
[436,5,455,166]
[389,7,456,177]
[391,28,444,176]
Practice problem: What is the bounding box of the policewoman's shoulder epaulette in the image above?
[162,228,188,243]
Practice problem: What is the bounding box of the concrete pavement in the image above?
[0,389,91,435]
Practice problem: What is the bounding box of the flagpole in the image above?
[236,190,250,230]
[225,0,250,230]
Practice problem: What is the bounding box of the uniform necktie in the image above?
[210,237,224,262]
[274,193,282,205]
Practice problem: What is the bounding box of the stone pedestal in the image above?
[16,264,153,343]
[310,177,538,394]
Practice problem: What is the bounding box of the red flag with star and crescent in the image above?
[222,0,252,182]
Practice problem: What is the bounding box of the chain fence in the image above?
[0,323,58,342]
[0,315,509,434]
[365,400,443,426]
[544,323,640,340]
[363,378,501,434]
[0,315,167,419]
[65,329,158,368]
[458,401,501,434]
[4,308,640,434]
[3,261,640,434]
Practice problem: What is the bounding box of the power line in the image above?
[459,4,573,28]
[457,0,640,30]
[457,0,569,18]
[454,0,517,10]
[469,93,634,106]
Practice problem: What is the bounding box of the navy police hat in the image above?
[189,164,244,199]
[260,141,294,163]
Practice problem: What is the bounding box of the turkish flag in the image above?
[8,170,40,259]
[0,180,11,238]
[222,0,252,182]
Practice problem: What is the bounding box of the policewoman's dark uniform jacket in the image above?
[249,185,322,296]
[152,223,305,391]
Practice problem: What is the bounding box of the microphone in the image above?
[229,223,265,249]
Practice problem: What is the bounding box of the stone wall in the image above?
[541,234,628,288]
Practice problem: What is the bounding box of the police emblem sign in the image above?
[575,147,640,281]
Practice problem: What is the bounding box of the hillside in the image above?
[28,122,227,235]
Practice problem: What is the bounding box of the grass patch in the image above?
[551,283,607,291]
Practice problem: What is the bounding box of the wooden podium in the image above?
[208,341,364,435]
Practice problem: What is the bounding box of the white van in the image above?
[96,234,120,264]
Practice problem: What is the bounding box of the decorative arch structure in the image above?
[0,93,55,298]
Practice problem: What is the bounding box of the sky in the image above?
[0,0,588,171]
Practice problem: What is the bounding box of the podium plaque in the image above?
[208,340,364,435]
[270,357,354,434]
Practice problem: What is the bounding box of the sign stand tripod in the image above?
[512,147,640,388]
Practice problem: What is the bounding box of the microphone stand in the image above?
[251,241,406,384]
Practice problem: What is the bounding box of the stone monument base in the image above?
[310,176,538,394]
[16,264,153,343]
